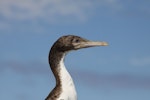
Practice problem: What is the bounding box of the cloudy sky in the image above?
[0,0,150,100]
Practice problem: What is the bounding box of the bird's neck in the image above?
[49,50,77,99]
[49,50,75,88]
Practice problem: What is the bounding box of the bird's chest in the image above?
[60,80,77,100]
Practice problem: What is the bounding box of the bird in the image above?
[45,35,108,100]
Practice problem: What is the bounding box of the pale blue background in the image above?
[0,0,150,100]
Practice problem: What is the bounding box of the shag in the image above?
[45,35,108,100]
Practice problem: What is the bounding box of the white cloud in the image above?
[0,0,126,22]
[0,0,97,33]
[0,0,93,21]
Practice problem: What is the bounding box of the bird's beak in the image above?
[83,41,108,47]
[74,40,108,49]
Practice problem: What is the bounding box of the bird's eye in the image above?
[74,39,80,43]
[71,38,80,43]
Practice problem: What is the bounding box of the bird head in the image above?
[51,35,108,52]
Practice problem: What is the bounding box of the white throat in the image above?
[58,55,77,100]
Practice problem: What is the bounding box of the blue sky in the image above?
[0,0,150,100]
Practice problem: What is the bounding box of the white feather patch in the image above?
[58,55,77,100]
